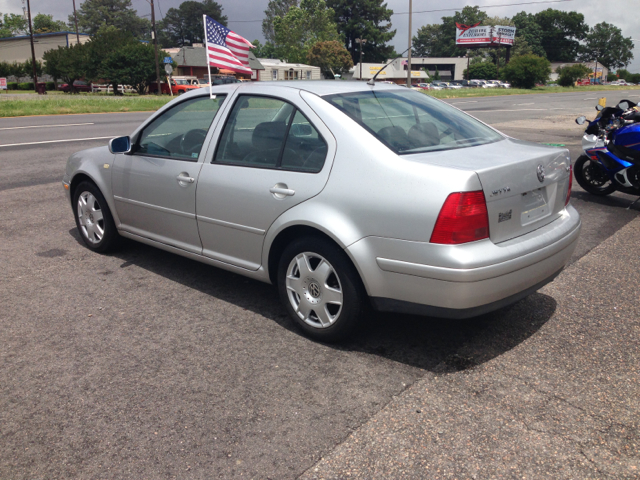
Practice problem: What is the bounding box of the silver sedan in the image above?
[63,82,580,341]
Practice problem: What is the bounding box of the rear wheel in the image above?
[277,237,366,342]
[73,181,119,253]
[574,154,617,196]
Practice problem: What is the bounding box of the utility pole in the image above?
[25,0,38,91]
[406,0,412,87]
[72,0,80,44]
[593,58,598,84]
[150,0,162,95]
[355,38,366,80]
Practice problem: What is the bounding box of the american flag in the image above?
[203,15,253,75]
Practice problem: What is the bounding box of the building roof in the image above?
[172,46,264,70]
[0,31,91,42]
[258,59,320,70]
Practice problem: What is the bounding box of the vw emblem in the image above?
[309,282,321,298]
[536,164,545,183]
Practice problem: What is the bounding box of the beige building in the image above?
[549,61,609,82]
[0,32,91,63]
[257,59,322,81]
[350,57,468,82]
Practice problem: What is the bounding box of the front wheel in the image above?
[574,155,617,196]
[277,237,366,342]
[73,181,119,253]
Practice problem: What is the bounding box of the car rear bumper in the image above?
[347,205,580,316]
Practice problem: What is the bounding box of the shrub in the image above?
[18,82,35,90]
[465,61,498,80]
[556,64,592,87]
[45,81,56,90]
[501,54,551,89]
[6,82,18,90]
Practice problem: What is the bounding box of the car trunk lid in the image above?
[408,138,572,244]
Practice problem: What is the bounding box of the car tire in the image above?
[574,155,617,196]
[277,237,366,342]
[72,181,120,253]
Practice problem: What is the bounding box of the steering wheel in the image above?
[180,129,208,156]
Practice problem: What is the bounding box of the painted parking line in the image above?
[0,136,113,147]
[0,122,95,131]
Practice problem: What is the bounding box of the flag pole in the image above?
[204,15,214,99]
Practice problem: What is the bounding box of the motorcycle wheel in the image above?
[574,155,617,196]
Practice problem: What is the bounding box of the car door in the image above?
[112,94,227,254]
[196,86,335,271]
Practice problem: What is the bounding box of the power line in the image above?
[393,0,574,15]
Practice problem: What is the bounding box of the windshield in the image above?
[323,89,504,154]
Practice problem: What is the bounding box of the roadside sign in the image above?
[163,57,172,64]
[164,64,173,75]
[0,78,7,90]
[599,97,607,108]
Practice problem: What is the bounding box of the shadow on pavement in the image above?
[68,228,557,373]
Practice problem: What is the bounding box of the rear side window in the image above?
[213,95,327,172]
[324,90,503,154]
[135,95,225,160]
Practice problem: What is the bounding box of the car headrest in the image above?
[253,121,287,151]
[408,122,440,147]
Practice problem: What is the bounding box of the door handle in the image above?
[176,174,195,184]
[269,184,295,198]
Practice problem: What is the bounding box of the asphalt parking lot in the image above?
[1,91,639,479]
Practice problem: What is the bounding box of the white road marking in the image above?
[0,136,113,147]
[450,101,478,104]
[583,97,597,100]
[471,108,574,112]
[0,122,94,131]
[514,102,535,105]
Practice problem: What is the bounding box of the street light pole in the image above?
[25,0,38,90]
[406,0,412,87]
[72,0,80,44]
[150,0,162,95]
[356,38,366,80]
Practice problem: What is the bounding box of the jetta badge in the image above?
[536,164,545,183]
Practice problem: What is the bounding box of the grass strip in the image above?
[0,95,173,117]
[425,85,640,99]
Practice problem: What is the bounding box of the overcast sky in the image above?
[2,0,639,70]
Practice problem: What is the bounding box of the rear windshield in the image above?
[324,89,503,154]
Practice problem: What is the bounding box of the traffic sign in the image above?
[0,78,7,90]
[164,64,173,75]
[164,57,172,64]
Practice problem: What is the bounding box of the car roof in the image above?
[235,80,406,96]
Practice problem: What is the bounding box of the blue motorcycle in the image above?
[574,100,640,203]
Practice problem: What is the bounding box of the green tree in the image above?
[262,0,298,44]
[85,26,138,94]
[251,40,279,59]
[533,9,588,62]
[306,40,353,78]
[501,54,550,88]
[579,22,634,70]
[327,0,395,63]
[100,43,165,94]
[511,11,546,58]
[412,24,442,57]
[43,43,87,91]
[556,63,591,86]
[465,61,497,80]
[33,13,68,33]
[273,0,340,63]
[0,12,28,37]
[160,0,227,47]
[70,0,149,37]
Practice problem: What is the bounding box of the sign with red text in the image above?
[456,24,516,47]
[0,78,7,90]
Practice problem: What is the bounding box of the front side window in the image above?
[134,95,226,160]
[324,90,503,154]
[213,95,327,172]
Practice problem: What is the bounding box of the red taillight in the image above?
[430,191,490,244]
[565,165,573,206]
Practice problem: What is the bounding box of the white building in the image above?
[549,61,608,82]
[257,59,322,81]
[350,57,469,82]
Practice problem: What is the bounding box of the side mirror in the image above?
[618,101,629,110]
[575,116,586,125]
[596,105,604,111]
[109,136,131,154]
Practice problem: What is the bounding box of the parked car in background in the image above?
[59,80,92,93]
[63,81,580,342]
[91,84,136,94]
[495,80,511,88]
[473,79,496,88]
[429,81,447,90]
